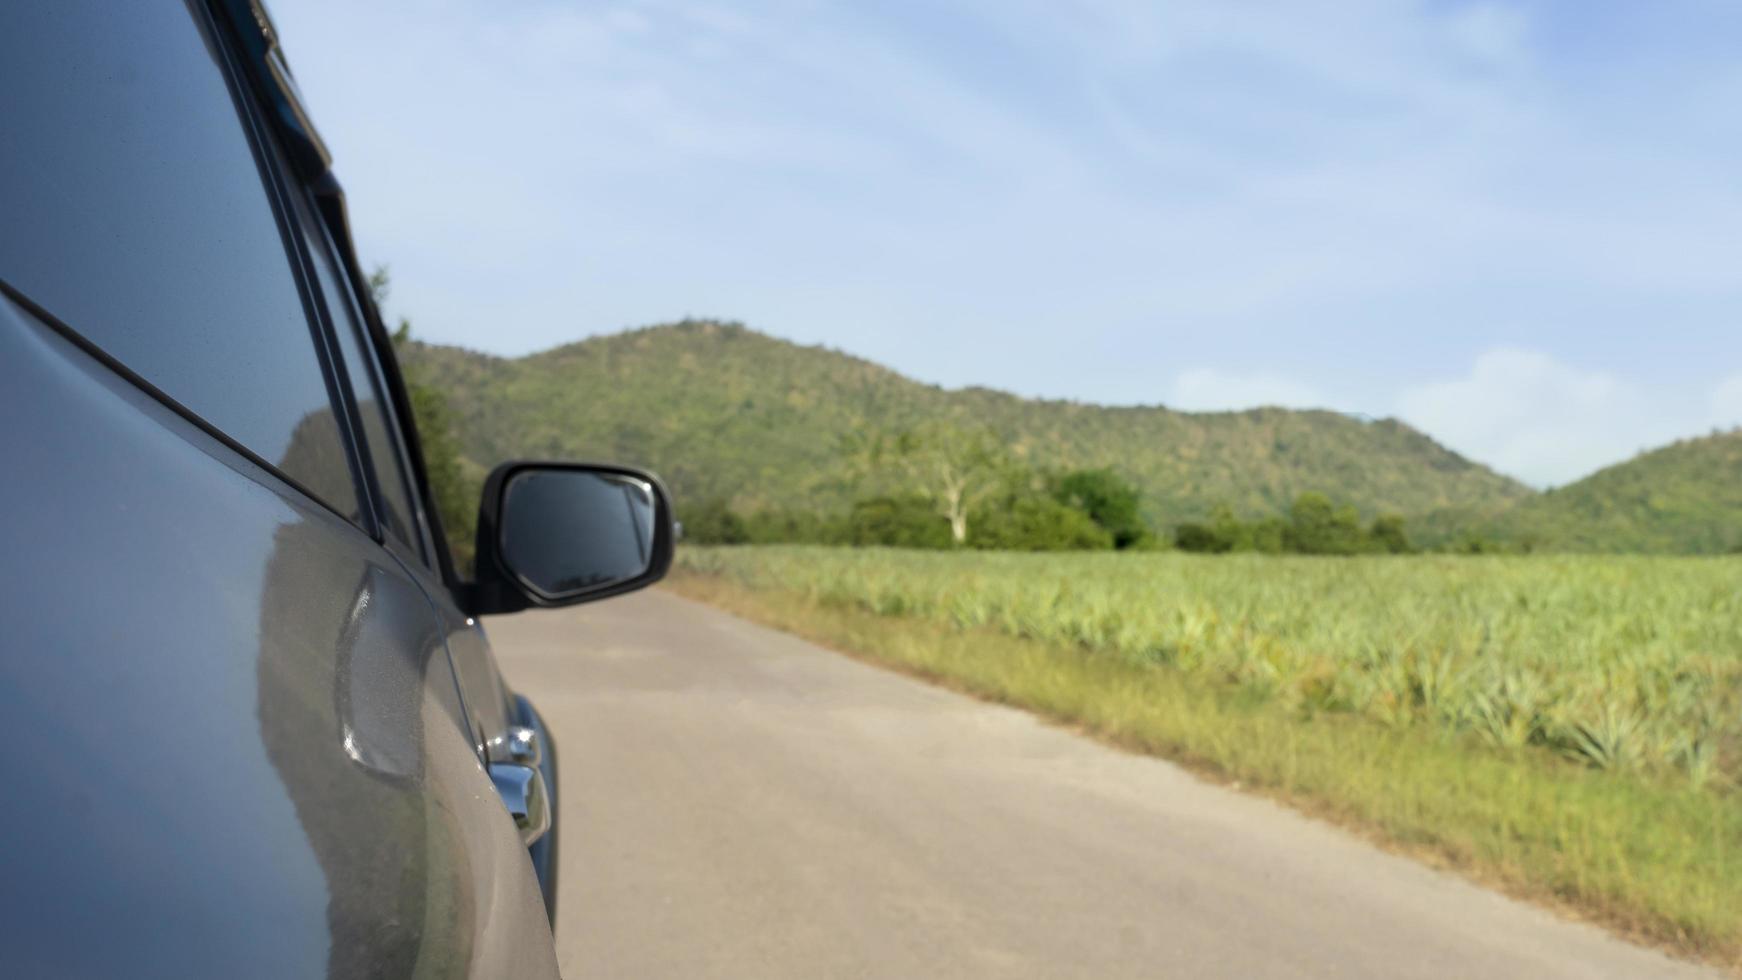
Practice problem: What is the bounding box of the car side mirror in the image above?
[465,461,676,616]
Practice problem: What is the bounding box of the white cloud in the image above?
[1395,349,1694,487]
[1168,368,1328,412]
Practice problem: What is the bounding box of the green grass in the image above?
[670,546,1742,968]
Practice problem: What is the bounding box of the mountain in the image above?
[399,320,1531,530]
[1481,429,1742,554]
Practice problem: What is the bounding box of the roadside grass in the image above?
[666,563,1742,971]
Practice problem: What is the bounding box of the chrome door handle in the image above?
[489,724,541,768]
[489,761,551,846]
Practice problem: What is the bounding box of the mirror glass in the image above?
[499,468,658,598]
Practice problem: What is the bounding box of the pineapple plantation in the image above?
[672,546,1742,966]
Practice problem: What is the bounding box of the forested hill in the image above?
[1481,428,1742,553]
[399,319,1530,526]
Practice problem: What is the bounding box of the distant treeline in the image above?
[1173,493,1410,554]
[684,422,1444,554]
[683,466,1153,552]
[683,486,1450,555]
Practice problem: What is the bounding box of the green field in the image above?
[671,546,1742,966]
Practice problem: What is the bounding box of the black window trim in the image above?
[211,0,451,573]
[261,131,422,561]
[193,0,380,540]
[329,192,466,590]
[304,162,465,589]
[292,182,436,567]
[205,0,468,595]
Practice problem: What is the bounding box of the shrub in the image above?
[972,494,1114,551]
[1284,491,1368,555]
[1052,468,1151,548]
[846,496,953,548]
[743,508,847,545]
[1174,495,1409,556]
[1175,522,1232,553]
[1369,514,1411,554]
[680,498,749,544]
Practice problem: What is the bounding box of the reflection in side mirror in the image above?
[467,462,675,615]
[502,469,656,599]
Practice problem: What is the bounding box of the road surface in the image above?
[486,589,1716,979]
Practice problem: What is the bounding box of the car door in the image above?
[0,3,558,977]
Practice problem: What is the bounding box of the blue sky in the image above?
[272,0,1742,487]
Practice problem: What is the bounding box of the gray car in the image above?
[0,2,674,976]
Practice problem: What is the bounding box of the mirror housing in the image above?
[463,461,676,616]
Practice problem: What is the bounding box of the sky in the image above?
[270,0,1742,488]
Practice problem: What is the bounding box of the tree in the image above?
[1052,468,1150,548]
[738,508,844,545]
[1209,504,1252,551]
[1284,492,1367,555]
[971,492,1112,551]
[1448,532,1505,554]
[846,495,953,548]
[1176,495,1403,556]
[1174,521,1232,553]
[1247,515,1286,553]
[844,422,1009,546]
[404,380,478,569]
[680,498,749,544]
[1369,514,1411,554]
[371,267,479,570]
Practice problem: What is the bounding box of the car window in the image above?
[296,203,424,556]
[0,1,359,519]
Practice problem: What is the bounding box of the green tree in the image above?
[1248,515,1287,553]
[406,380,478,569]
[1052,468,1150,548]
[1284,492,1367,555]
[740,508,845,545]
[844,422,1009,546]
[971,492,1113,551]
[680,498,749,544]
[1173,522,1229,553]
[1209,504,1253,551]
[1448,532,1505,554]
[372,267,479,571]
[1369,514,1411,554]
[846,495,953,548]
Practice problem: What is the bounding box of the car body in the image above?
[0,2,672,976]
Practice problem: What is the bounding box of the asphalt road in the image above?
[487,589,1716,979]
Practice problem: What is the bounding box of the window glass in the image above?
[0,2,358,517]
[299,209,422,551]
